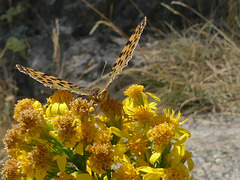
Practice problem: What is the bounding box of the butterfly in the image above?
[16,17,147,103]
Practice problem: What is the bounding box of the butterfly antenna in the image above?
[101,60,108,78]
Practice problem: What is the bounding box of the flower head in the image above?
[19,145,55,179]
[130,105,154,123]
[1,158,21,180]
[46,90,73,117]
[3,124,26,157]
[124,84,144,100]
[148,122,175,152]
[97,129,113,144]
[17,107,44,129]
[2,84,195,179]
[127,134,148,155]
[70,98,94,118]
[100,98,123,123]
[87,142,113,174]
[13,98,36,120]
[163,163,190,180]
[113,155,141,180]
[27,145,52,171]
[47,90,73,104]
[51,114,79,147]
[77,121,97,143]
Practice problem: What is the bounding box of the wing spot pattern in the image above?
[57,83,64,87]
[119,52,123,58]
[126,40,132,45]
[106,17,146,88]
[47,81,54,85]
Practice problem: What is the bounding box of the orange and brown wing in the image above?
[16,64,90,95]
[104,16,147,90]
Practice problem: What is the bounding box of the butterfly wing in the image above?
[103,16,147,92]
[16,64,90,95]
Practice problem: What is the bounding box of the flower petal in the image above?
[56,155,66,173]
[149,152,161,165]
[146,92,161,102]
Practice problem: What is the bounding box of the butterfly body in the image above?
[89,87,108,103]
[16,17,147,103]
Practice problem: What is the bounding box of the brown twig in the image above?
[81,0,128,38]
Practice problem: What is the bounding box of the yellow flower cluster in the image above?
[2,85,195,180]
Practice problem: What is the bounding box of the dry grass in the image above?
[82,0,128,39]
[81,0,240,115]
[118,0,240,115]
[130,22,240,115]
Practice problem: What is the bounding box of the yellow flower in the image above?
[17,107,44,129]
[1,158,22,180]
[124,84,144,100]
[150,114,170,127]
[32,100,43,111]
[27,145,52,177]
[3,124,26,157]
[122,121,135,134]
[139,163,191,180]
[110,126,148,159]
[141,144,194,179]
[10,100,50,148]
[169,145,195,172]
[127,134,148,155]
[76,121,97,143]
[129,105,155,123]
[13,98,36,120]
[13,98,45,130]
[18,144,55,180]
[86,142,113,174]
[182,151,195,171]
[100,98,123,126]
[148,122,175,153]
[47,90,73,104]
[51,114,80,147]
[163,163,191,180]
[70,98,94,118]
[124,84,160,109]
[46,102,69,117]
[149,109,191,149]
[46,90,73,117]
[140,145,195,180]
[123,86,158,126]
[96,129,113,144]
[19,151,34,179]
[138,166,164,180]
[113,155,141,180]
[3,84,195,179]
[54,155,67,173]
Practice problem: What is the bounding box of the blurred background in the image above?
[1,0,240,179]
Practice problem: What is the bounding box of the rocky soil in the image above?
[184,114,240,180]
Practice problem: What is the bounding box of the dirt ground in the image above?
[183,114,240,180]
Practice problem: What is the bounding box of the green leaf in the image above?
[0,5,23,23]
[6,37,26,55]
